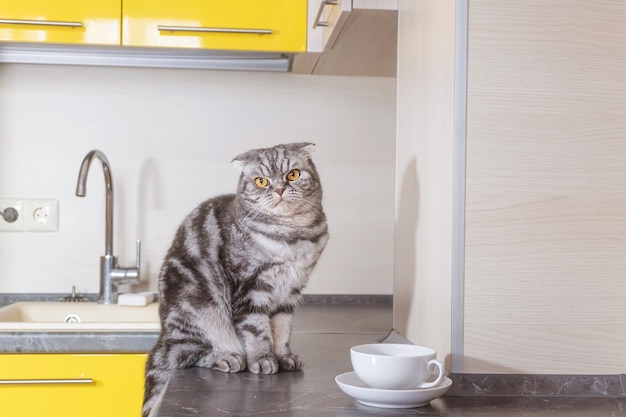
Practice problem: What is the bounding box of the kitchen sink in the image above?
[0,302,160,332]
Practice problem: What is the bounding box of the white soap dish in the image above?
[118,292,155,307]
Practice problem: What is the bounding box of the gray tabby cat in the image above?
[142,143,328,416]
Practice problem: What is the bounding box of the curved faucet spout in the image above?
[75,150,141,304]
[76,150,114,257]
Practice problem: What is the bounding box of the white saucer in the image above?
[335,372,452,409]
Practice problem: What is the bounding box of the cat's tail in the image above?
[142,346,173,417]
[142,338,208,417]
[142,366,172,417]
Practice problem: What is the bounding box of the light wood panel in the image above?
[394,0,456,365]
[465,0,626,373]
[292,9,397,77]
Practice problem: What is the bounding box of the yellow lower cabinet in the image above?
[0,353,147,417]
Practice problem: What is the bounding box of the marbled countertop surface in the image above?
[149,305,626,417]
[150,332,626,417]
[0,331,158,353]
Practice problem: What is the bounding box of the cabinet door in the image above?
[307,0,349,52]
[0,0,121,45]
[123,0,306,52]
[0,354,147,417]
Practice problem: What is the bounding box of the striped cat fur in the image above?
[142,143,328,416]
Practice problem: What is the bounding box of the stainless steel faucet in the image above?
[76,150,141,304]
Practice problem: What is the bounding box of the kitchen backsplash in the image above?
[0,63,396,295]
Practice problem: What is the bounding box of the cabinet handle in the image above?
[0,19,83,28]
[158,26,272,35]
[313,0,339,29]
[0,378,93,385]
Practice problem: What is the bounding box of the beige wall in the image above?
[0,64,396,295]
[464,0,626,373]
[394,0,456,365]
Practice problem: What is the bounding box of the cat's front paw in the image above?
[277,354,304,371]
[248,355,279,374]
[210,352,247,373]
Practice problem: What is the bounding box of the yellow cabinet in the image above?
[122,0,307,52]
[0,1,122,45]
[0,1,341,53]
[0,353,147,417]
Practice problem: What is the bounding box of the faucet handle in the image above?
[135,239,141,274]
[129,239,141,283]
[110,239,141,286]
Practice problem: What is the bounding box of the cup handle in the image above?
[416,359,446,389]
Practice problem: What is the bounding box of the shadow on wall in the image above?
[134,158,162,292]
[0,65,7,193]
[394,157,418,336]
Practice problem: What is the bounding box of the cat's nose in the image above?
[275,188,285,196]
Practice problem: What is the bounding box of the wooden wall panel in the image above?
[464,0,626,373]
[394,0,456,362]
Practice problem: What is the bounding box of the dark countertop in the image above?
[150,332,626,417]
[150,332,385,417]
[150,305,626,417]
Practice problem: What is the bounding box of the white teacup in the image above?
[350,343,446,390]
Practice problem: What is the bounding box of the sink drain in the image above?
[64,314,81,323]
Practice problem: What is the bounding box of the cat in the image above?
[142,142,329,416]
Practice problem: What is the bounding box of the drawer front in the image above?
[123,0,307,52]
[0,354,147,417]
[0,0,122,45]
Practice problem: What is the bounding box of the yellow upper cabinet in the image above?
[123,0,307,52]
[0,0,122,45]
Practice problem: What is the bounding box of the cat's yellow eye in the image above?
[286,169,301,182]
[254,177,269,188]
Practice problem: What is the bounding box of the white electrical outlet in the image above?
[0,199,59,232]
[24,199,59,232]
[0,199,24,232]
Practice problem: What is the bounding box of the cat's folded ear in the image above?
[231,150,255,171]
[232,146,274,170]
[285,142,316,156]
[231,143,316,171]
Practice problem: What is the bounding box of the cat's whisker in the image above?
[293,198,324,218]
[240,206,265,228]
